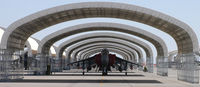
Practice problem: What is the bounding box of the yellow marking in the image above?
[100,76,104,87]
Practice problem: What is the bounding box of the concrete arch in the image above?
[1,2,198,55]
[81,47,130,61]
[71,43,138,61]
[56,32,153,59]
[169,50,178,61]
[74,44,138,62]
[76,44,138,61]
[39,22,164,58]
[49,45,57,57]
[24,40,32,56]
[0,27,37,56]
[60,38,143,60]
[64,38,145,63]
[81,48,129,61]
[75,46,133,61]
[26,37,40,55]
[30,37,57,56]
[0,26,5,43]
[66,40,143,62]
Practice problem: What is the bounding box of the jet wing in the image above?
[67,56,96,66]
[66,55,97,71]
[114,57,143,72]
[115,57,142,66]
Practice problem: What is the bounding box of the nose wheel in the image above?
[125,72,127,76]
[102,67,108,75]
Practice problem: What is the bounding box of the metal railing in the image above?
[176,53,199,83]
[156,56,168,76]
[146,57,153,73]
[0,49,24,81]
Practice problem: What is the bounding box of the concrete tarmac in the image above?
[0,69,199,87]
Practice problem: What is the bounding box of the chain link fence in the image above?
[138,58,143,71]
[34,54,48,75]
[176,53,199,83]
[51,57,62,72]
[156,56,168,76]
[146,57,153,73]
[0,49,24,81]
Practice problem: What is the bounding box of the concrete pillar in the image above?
[176,53,199,83]
[138,58,143,71]
[0,49,24,81]
[147,57,154,73]
[156,56,168,76]
[36,53,48,75]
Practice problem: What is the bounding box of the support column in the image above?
[156,56,168,76]
[36,53,47,75]
[168,54,174,68]
[61,58,64,71]
[138,58,143,71]
[64,57,71,70]
[147,57,154,73]
[176,53,199,83]
[0,49,24,81]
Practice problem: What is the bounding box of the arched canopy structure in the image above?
[168,50,178,61]
[75,44,138,60]
[62,38,144,60]
[29,37,56,56]
[71,43,138,61]
[81,48,129,61]
[55,32,153,59]
[73,44,138,62]
[81,48,130,61]
[0,27,39,56]
[49,45,57,57]
[40,22,165,58]
[26,37,40,55]
[1,2,198,55]
[168,49,200,61]
[74,45,133,60]
[0,27,5,43]
[64,38,145,63]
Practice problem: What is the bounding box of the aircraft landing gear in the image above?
[82,71,85,75]
[102,71,108,75]
[102,67,108,75]
[125,72,127,76]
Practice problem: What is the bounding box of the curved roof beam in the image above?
[39,22,164,57]
[71,43,137,61]
[76,44,138,61]
[81,48,129,61]
[49,45,57,57]
[0,26,5,43]
[74,46,132,61]
[168,50,178,62]
[58,37,144,60]
[0,27,36,56]
[66,41,142,63]
[61,37,143,60]
[75,44,138,62]
[1,2,198,55]
[40,23,165,57]
[64,38,145,63]
[56,32,153,60]
[80,48,129,61]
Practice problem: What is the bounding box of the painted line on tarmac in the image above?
[100,76,104,86]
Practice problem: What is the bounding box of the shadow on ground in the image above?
[27,72,144,77]
[48,74,144,77]
[5,79,162,83]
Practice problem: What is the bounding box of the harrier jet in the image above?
[67,48,142,75]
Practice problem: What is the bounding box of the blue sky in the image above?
[0,0,200,55]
